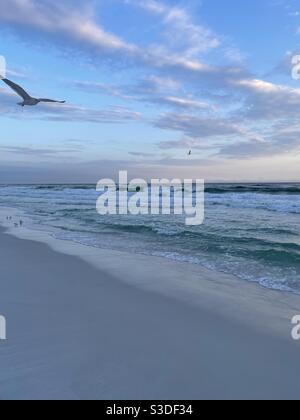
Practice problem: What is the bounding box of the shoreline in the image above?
[0,206,299,338]
[0,220,300,399]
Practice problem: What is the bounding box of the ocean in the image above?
[0,183,299,294]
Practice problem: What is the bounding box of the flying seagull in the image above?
[1,77,66,107]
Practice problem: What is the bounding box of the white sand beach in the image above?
[0,211,300,400]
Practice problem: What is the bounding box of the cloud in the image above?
[0,145,80,157]
[0,86,141,123]
[128,75,180,94]
[158,136,223,151]
[72,81,132,101]
[155,113,244,138]
[124,0,220,57]
[158,122,300,160]
[0,155,219,184]
[218,124,300,158]
[0,0,137,56]
[73,76,214,111]
[0,0,245,80]
[39,103,141,124]
[128,151,156,157]
[233,78,300,120]
[150,95,213,110]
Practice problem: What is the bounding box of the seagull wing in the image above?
[39,98,66,104]
[2,78,31,100]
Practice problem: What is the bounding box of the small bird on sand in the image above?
[1,77,66,107]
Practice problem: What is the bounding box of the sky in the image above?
[0,0,300,183]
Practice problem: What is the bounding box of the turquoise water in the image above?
[0,183,299,294]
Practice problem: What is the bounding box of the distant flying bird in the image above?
[1,78,66,107]
[188,150,192,156]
